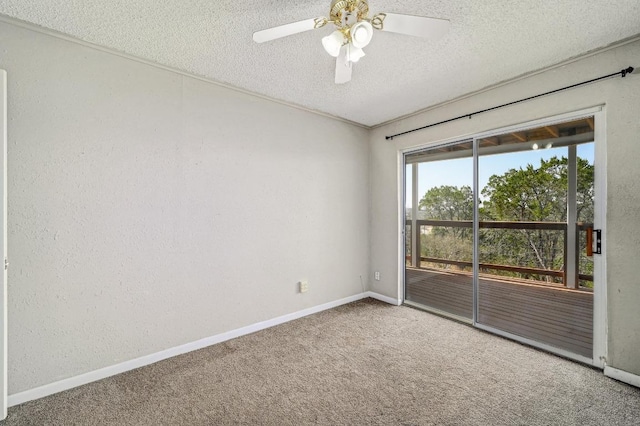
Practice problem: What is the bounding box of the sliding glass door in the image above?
[404,140,474,321]
[476,118,595,358]
[403,114,599,363]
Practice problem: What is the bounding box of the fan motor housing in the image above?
[330,0,369,22]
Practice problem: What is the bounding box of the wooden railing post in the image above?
[575,222,581,287]
[563,225,568,287]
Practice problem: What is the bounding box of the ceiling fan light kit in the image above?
[346,44,365,63]
[350,21,373,48]
[322,30,346,57]
[253,0,450,84]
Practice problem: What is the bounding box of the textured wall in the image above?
[0,22,370,394]
[369,40,640,375]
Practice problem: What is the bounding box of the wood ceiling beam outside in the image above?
[545,126,560,138]
[586,117,594,130]
[511,132,527,142]
[481,136,500,146]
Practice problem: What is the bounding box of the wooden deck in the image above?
[405,267,593,358]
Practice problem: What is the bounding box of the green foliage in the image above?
[422,233,473,263]
[413,155,594,286]
[418,185,473,240]
[419,185,473,221]
[480,156,594,223]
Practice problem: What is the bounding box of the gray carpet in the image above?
[6,298,640,425]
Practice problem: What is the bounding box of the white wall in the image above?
[0,21,370,394]
[369,39,640,376]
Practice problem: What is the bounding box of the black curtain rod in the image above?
[385,66,634,141]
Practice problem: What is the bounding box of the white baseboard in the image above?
[10,291,397,407]
[17,290,634,408]
[365,291,401,306]
[604,365,640,388]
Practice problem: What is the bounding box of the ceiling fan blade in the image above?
[335,46,352,84]
[375,13,450,39]
[253,18,325,43]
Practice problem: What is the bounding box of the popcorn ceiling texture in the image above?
[0,0,638,126]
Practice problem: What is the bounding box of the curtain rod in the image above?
[385,66,634,141]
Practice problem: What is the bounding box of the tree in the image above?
[480,156,593,278]
[418,185,474,267]
[419,185,473,221]
[415,156,594,284]
[480,156,593,223]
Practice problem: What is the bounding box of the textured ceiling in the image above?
[1,1,639,126]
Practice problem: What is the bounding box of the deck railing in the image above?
[406,219,594,289]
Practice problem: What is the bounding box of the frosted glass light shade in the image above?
[350,21,373,48]
[347,45,365,63]
[322,31,345,57]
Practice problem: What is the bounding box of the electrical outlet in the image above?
[374,271,380,281]
[299,281,309,293]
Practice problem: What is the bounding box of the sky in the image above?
[405,143,594,207]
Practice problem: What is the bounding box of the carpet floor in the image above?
[6,298,640,425]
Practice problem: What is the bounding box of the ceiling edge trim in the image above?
[372,33,640,130]
[0,14,370,130]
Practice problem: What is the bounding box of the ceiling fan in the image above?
[253,0,450,84]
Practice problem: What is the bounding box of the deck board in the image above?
[405,267,593,358]
[406,270,473,319]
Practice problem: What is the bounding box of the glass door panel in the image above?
[405,140,474,320]
[577,143,595,290]
[476,118,595,358]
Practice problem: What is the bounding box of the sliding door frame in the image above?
[399,106,607,368]
[400,138,475,323]
[0,70,7,419]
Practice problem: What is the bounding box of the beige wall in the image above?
[369,40,640,375]
[1,22,370,394]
